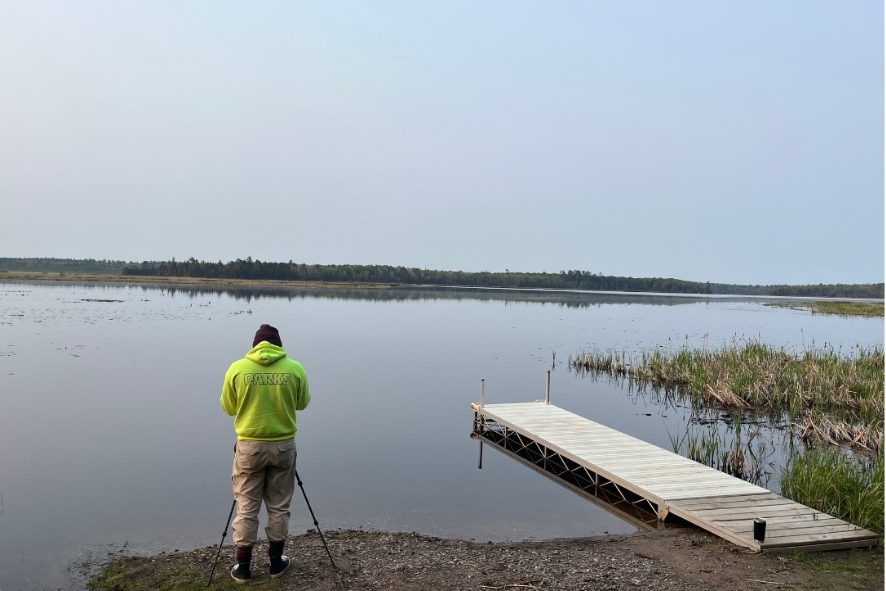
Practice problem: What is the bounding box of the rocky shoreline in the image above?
[89,528,882,591]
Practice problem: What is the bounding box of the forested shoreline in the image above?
[0,257,882,298]
[121,257,711,294]
[0,257,129,274]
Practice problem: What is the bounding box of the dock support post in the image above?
[545,371,551,404]
[477,380,485,469]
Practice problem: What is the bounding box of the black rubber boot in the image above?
[268,540,291,578]
[231,545,253,583]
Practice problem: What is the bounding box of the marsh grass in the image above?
[571,341,884,452]
[766,301,884,318]
[780,448,884,536]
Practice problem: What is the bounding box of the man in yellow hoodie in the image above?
[221,324,311,583]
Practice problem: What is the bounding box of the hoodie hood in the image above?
[246,342,287,365]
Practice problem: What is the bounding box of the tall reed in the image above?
[669,416,773,487]
[571,341,884,452]
[780,449,884,536]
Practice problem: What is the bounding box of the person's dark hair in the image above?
[253,324,282,347]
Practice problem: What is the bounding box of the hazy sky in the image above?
[1,2,883,284]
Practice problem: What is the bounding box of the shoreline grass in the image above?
[780,448,884,536]
[766,300,884,317]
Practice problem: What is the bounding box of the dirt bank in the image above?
[90,528,882,591]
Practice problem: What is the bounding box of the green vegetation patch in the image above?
[780,449,884,536]
[767,301,884,318]
[89,555,281,591]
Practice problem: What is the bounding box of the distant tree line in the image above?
[709,282,884,299]
[4,257,881,298]
[122,257,712,294]
[0,257,128,274]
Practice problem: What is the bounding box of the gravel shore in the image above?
[90,528,882,591]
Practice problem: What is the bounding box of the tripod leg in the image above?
[295,469,337,570]
[207,499,236,587]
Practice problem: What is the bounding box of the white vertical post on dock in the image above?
[478,378,485,469]
[545,370,551,404]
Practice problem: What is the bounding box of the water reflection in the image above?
[12,280,789,306]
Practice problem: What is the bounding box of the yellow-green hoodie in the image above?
[221,342,311,441]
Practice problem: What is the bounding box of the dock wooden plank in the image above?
[763,539,880,552]
[475,401,879,553]
[689,505,818,519]
[715,513,837,526]
[762,531,880,549]
[728,523,860,537]
[669,496,795,511]
[617,471,743,485]
[673,493,786,509]
[717,518,840,533]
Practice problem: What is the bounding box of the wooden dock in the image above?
[472,401,879,552]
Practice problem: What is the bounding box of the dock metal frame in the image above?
[472,405,665,530]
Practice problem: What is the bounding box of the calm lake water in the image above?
[0,282,882,590]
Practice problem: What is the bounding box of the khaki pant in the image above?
[231,438,296,547]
